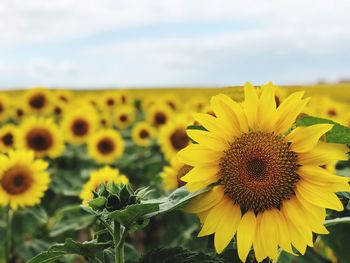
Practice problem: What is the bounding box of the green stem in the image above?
[5,208,13,263]
[113,222,127,263]
[324,217,350,227]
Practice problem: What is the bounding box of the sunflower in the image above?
[131,122,156,147]
[185,96,209,113]
[160,157,191,191]
[146,103,173,128]
[0,93,10,122]
[52,99,68,118]
[0,150,50,210]
[88,129,124,164]
[159,116,191,161]
[99,92,119,112]
[311,97,348,125]
[61,109,98,144]
[98,112,113,129]
[12,103,27,121]
[16,117,64,158]
[178,82,350,262]
[24,87,52,115]
[54,89,72,103]
[114,105,136,130]
[80,166,129,203]
[161,94,180,111]
[0,124,17,153]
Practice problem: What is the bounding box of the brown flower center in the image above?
[2,133,14,146]
[72,119,89,136]
[328,109,337,117]
[97,138,115,154]
[170,128,190,151]
[54,107,62,115]
[154,112,167,126]
[139,129,150,139]
[177,165,192,187]
[119,114,128,122]
[29,93,46,109]
[219,132,299,213]
[1,166,33,195]
[0,103,3,113]
[17,109,24,118]
[27,128,53,152]
[107,99,115,106]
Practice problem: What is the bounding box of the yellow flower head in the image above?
[88,129,124,164]
[98,112,114,129]
[0,150,50,210]
[159,115,191,161]
[16,117,64,158]
[80,166,129,203]
[54,89,73,104]
[114,104,136,130]
[24,87,53,115]
[61,108,98,144]
[0,124,17,153]
[161,94,180,111]
[131,121,156,147]
[0,93,10,122]
[178,82,350,262]
[146,103,173,128]
[160,157,191,191]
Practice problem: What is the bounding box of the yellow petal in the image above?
[186,129,228,151]
[298,165,350,184]
[237,210,257,262]
[177,144,222,166]
[243,82,259,129]
[286,124,334,153]
[181,165,219,183]
[194,113,232,141]
[259,209,278,259]
[253,213,268,262]
[216,94,249,133]
[185,175,219,192]
[257,82,277,132]
[275,210,293,253]
[186,186,225,213]
[214,199,241,253]
[298,142,349,166]
[198,199,227,237]
[295,180,344,211]
[284,214,308,255]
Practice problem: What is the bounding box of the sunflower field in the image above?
[0,83,350,263]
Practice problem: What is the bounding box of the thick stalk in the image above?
[5,208,13,263]
[113,222,127,263]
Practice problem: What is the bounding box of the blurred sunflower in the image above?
[52,99,68,118]
[54,89,72,103]
[161,94,180,111]
[159,116,191,161]
[185,96,208,113]
[17,117,64,158]
[98,112,113,129]
[61,109,98,144]
[114,105,136,130]
[146,103,173,128]
[178,82,350,262]
[0,124,17,153]
[80,166,129,204]
[24,87,52,115]
[12,103,27,121]
[0,93,10,122]
[88,129,124,164]
[99,92,119,112]
[160,157,191,191]
[0,150,50,210]
[131,121,156,147]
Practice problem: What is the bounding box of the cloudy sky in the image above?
[0,0,349,89]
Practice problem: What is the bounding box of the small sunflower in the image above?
[98,112,113,129]
[146,103,173,128]
[178,82,350,262]
[24,87,52,115]
[160,157,191,191]
[61,109,98,144]
[54,89,72,103]
[159,116,191,161]
[0,93,10,122]
[131,122,156,147]
[16,117,64,158]
[88,129,124,164]
[114,105,136,130]
[0,124,17,153]
[185,96,209,113]
[161,94,180,111]
[0,150,50,210]
[80,166,129,203]
[99,92,119,112]
[52,99,68,118]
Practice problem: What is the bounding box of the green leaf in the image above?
[18,206,48,225]
[139,247,223,263]
[186,125,207,131]
[88,196,107,210]
[296,116,350,144]
[28,239,111,263]
[144,186,211,218]
[49,214,96,237]
[107,203,159,227]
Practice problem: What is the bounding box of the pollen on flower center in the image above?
[219,132,299,213]
[1,166,33,195]
[26,128,53,151]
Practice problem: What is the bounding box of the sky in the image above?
[0,0,349,89]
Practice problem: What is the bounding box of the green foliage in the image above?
[27,238,111,263]
[297,116,350,144]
